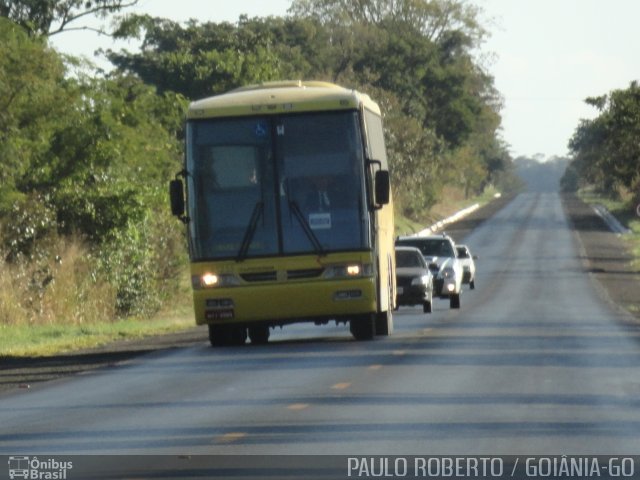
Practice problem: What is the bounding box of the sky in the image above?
[49,0,640,160]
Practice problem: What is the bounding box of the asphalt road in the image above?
[2,192,640,458]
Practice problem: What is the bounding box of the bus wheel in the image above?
[208,325,225,347]
[350,314,376,341]
[248,325,270,345]
[229,326,248,346]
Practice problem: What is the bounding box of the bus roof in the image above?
[186,80,382,120]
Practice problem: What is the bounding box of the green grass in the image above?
[395,214,424,236]
[0,234,197,357]
[0,308,195,357]
[579,191,626,214]
[629,219,640,269]
[578,190,640,268]
[395,185,503,236]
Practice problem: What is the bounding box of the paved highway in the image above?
[1,192,640,456]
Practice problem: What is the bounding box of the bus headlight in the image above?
[202,273,218,287]
[192,273,240,289]
[347,265,361,276]
[323,263,372,279]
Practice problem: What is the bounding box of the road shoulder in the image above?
[0,328,204,394]
[562,193,640,322]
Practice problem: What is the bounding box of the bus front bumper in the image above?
[193,277,378,326]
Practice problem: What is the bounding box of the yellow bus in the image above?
[170,81,395,346]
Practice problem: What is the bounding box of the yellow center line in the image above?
[368,364,383,371]
[331,382,352,390]
[215,432,247,443]
[392,350,407,356]
[287,403,310,411]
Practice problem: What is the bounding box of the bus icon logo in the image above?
[8,456,30,479]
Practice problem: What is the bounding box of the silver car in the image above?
[395,234,463,309]
[456,244,477,290]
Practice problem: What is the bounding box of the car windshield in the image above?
[397,238,455,257]
[396,250,426,268]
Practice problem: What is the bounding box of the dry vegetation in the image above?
[0,238,116,326]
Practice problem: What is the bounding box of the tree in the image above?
[290,0,494,147]
[372,87,445,214]
[108,15,294,99]
[567,82,640,195]
[106,0,508,219]
[1,15,188,316]
[288,0,486,44]
[0,18,69,211]
[0,0,138,37]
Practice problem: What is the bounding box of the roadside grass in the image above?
[630,219,640,269]
[578,190,640,269]
[395,185,502,236]
[0,236,196,357]
[427,185,493,223]
[395,215,424,236]
[0,307,195,357]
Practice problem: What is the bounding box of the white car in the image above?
[395,234,463,309]
[456,244,477,290]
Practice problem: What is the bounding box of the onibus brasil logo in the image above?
[8,456,73,479]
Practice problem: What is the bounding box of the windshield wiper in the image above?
[289,201,325,256]
[237,201,264,261]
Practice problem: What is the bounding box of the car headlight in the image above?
[440,267,455,279]
[192,273,240,289]
[411,275,431,286]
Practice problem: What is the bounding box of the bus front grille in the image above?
[240,271,278,282]
[286,268,324,280]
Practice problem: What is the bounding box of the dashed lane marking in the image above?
[331,382,352,390]
[215,432,247,443]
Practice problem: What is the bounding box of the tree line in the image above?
[1,1,187,322]
[108,0,517,214]
[0,0,517,324]
[562,81,640,206]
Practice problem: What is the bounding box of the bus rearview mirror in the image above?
[169,179,185,218]
[374,170,390,206]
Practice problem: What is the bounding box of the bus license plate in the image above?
[206,309,234,321]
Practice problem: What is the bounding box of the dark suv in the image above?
[395,246,434,314]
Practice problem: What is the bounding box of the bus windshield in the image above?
[186,111,370,261]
